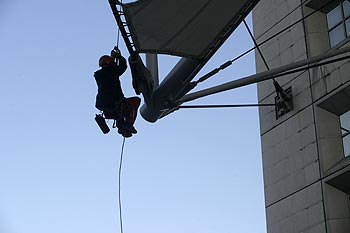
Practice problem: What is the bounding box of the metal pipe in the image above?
[140,58,202,122]
[146,54,159,88]
[180,46,350,103]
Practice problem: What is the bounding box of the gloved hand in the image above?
[111,46,121,58]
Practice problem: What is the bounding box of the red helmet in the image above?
[99,55,114,67]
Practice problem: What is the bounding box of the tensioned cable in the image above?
[194,0,336,86]
[341,127,350,138]
[118,137,126,233]
[255,1,304,41]
[243,18,274,88]
[179,103,276,109]
[243,19,270,71]
[160,103,276,119]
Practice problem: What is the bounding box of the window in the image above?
[327,0,350,47]
[316,84,350,169]
[340,111,350,157]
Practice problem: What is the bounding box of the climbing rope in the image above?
[118,137,126,233]
[116,0,123,48]
[116,25,121,49]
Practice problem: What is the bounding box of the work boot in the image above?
[129,126,137,134]
[118,128,132,138]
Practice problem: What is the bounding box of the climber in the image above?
[94,47,138,138]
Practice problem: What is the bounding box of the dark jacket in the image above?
[94,56,127,111]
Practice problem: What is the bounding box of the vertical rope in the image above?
[116,0,123,48]
[117,26,120,48]
[116,2,126,230]
[118,137,126,233]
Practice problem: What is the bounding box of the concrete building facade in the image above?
[253,0,350,233]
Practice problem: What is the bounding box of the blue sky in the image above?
[0,1,266,233]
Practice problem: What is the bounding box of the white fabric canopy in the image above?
[123,0,260,59]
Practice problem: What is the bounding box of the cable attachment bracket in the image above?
[273,80,293,119]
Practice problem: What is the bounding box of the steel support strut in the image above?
[179,46,350,104]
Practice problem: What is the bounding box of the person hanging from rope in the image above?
[94,46,139,138]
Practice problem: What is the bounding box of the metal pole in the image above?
[179,46,350,103]
[146,54,159,88]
